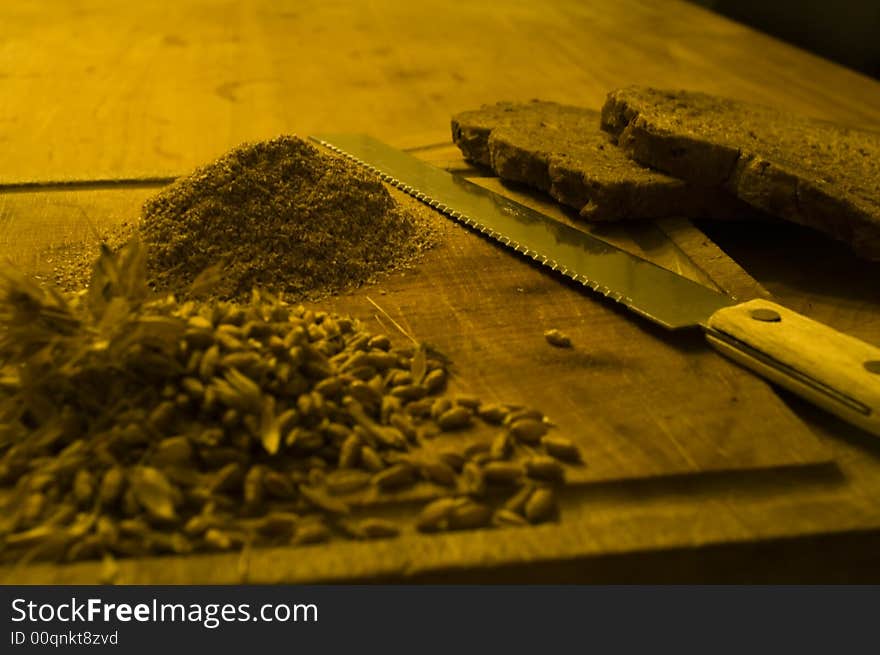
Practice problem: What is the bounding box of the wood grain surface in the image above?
[3,0,880,184]
[3,0,880,582]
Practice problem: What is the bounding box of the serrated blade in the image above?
[311,134,734,330]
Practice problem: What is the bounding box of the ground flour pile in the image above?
[90,135,430,301]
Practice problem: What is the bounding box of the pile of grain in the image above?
[0,241,579,565]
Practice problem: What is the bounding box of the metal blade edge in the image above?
[310,134,734,330]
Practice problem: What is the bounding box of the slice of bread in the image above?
[601,86,880,259]
[451,100,754,221]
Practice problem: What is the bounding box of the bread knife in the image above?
[311,134,880,437]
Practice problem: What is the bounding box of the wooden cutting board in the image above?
[0,144,830,488]
[0,142,836,584]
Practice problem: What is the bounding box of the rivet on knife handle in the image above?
[706,299,880,435]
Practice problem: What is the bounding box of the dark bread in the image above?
[451,100,754,221]
[601,86,880,259]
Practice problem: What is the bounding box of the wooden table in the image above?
[2,0,880,583]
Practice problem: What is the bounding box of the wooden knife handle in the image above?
[706,299,880,436]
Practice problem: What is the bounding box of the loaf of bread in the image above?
[451,100,755,221]
[601,86,880,259]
